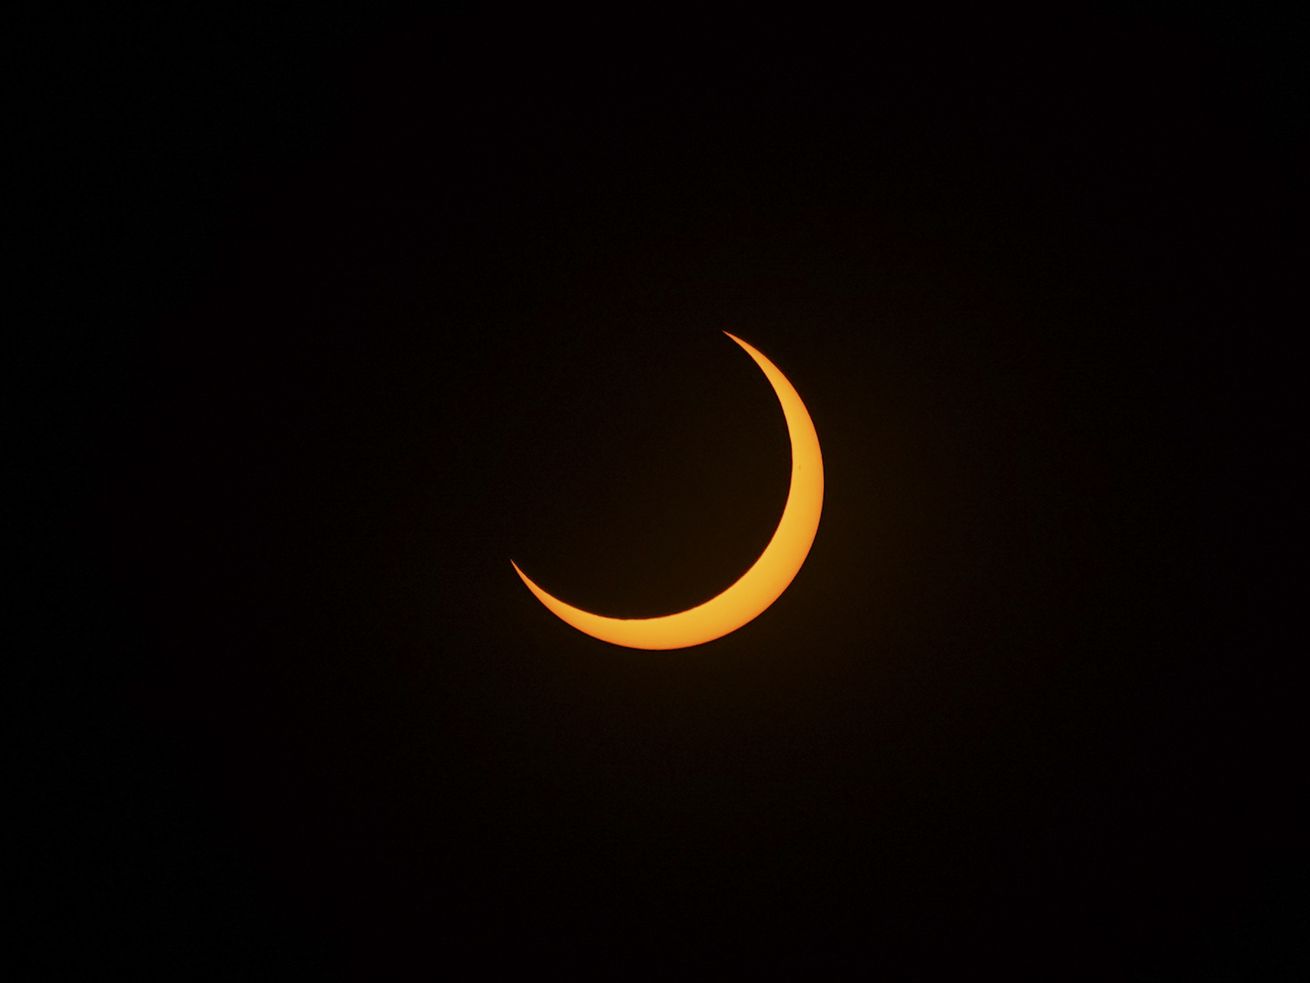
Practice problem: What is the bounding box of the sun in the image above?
[512,333,823,650]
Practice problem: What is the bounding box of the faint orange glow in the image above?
[512,332,824,650]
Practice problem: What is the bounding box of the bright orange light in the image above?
[512,332,824,650]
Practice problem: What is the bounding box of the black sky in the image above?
[47,11,1298,978]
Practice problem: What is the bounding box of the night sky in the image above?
[51,11,1296,977]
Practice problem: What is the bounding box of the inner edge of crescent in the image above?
[511,332,824,650]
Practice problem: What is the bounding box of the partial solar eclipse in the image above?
[513,332,823,650]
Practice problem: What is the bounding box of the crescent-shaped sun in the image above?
[512,332,823,650]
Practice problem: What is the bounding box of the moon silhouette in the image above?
[512,332,823,650]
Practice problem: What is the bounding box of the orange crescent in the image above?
[512,333,823,650]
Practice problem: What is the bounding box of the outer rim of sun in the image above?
[511,332,824,650]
